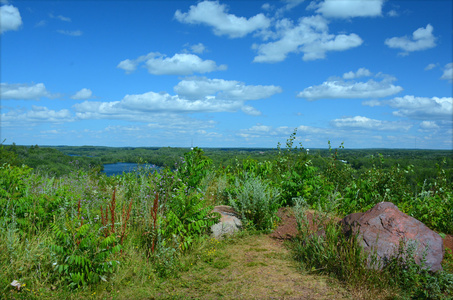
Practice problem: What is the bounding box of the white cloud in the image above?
[57,29,82,36]
[145,53,227,75]
[389,96,452,120]
[71,88,93,100]
[49,13,71,22]
[1,106,73,125]
[174,77,282,100]
[238,124,289,140]
[420,121,439,130]
[117,59,139,74]
[261,3,273,11]
[331,116,411,131]
[385,24,436,55]
[241,105,262,116]
[237,124,330,144]
[35,20,47,27]
[0,4,22,34]
[73,93,241,121]
[309,0,384,18]
[175,0,271,38]
[253,15,362,63]
[343,68,372,79]
[1,83,52,100]
[117,52,226,75]
[275,0,305,17]
[191,43,206,54]
[297,71,403,100]
[361,99,381,107]
[73,78,280,121]
[387,10,398,17]
[424,63,437,71]
[440,63,453,83]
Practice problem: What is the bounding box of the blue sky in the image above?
[1,0,452,149]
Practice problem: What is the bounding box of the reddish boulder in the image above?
[340,202,444,272]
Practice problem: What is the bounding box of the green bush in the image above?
[179,147,212,189]
[228,175,280,230]
[49,206,121,288]
[162,183,218,251]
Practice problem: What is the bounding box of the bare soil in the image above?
[445,234,453,254]
[170,234,351,299]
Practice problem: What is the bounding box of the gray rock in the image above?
[211,205,242,239]
[340,202,444,272]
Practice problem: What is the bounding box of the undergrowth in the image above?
[1,131,452,299]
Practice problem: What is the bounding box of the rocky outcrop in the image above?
[340,202,444,272]
[211,205,242,239]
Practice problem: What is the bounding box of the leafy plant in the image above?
[179,147,212,189]
[229,174,280,230]
[49,199,121,288]
[274,129,321,206]
[163,183,218,251]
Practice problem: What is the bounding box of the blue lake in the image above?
[102,163,161,176]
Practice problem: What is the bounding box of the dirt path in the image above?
[156,234,350,299]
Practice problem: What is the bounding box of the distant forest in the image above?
[1,143,452,185]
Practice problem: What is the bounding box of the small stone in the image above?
[211,205,242,239]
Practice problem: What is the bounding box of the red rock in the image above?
[340,202,444,272]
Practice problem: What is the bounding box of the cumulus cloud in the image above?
[71,88,93,100]
[1,83,53,100]
[145,53,227,75]
[331,116,411,131]
[440,63,453,83]
[57,29,82,36]
[388,96,452,120]
[73,78,280,121]
[253,15,362,63]
[238,124,290,139]
[241,106,262,116]
[0,4,22,33]
[238,124,330,143]
[297,70,403,100]
[385,24,436,55]
[73,92,241,120]
[174,0,271,38]
[188,43,206,54]
[309,0,384,18]
[367,96,453,121]
[1,106,73,125]
[174,77,282,100]
[343,68,372,79]
[419,121,439,130]
[117,52,226,75]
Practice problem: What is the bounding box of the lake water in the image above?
[102,163,161,176]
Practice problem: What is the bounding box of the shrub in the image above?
[162,183,218,251]
[49,199,122,288]
[228,174,280,231]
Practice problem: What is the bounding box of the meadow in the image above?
[1,132,452,299]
